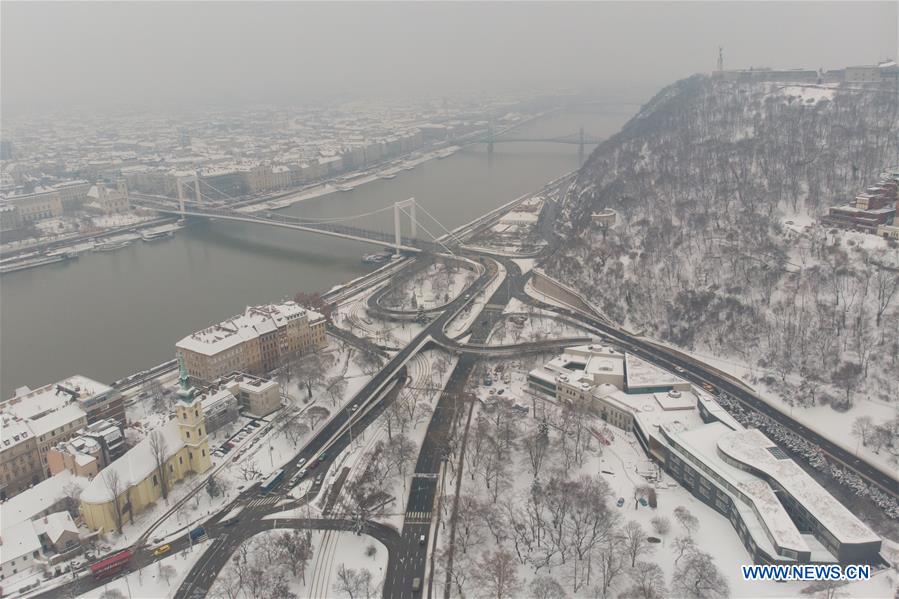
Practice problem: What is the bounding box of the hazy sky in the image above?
[2,2,896,113]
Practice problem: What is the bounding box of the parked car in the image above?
[639,497,648,507]
[616,497,625,507]
[249,421,261,428]
[315,473,324,484]
[298,468,308,479]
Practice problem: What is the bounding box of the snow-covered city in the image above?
[1,3,898,599]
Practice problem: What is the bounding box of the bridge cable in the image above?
[397,206,455,256]
[409,203,465,246]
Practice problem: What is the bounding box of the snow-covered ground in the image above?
[381,262,475,311]
[435,371,899,598]
[486,313,590,345]
[75,540,211,599]
[207,528,388,599]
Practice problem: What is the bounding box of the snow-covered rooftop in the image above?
[81,419,184,504]
[0,471,88,527]
[669,422,809,556]
[624,353,687,390]
[718,429,880,545]
[31,511,78,544]
[0,519,41,565]
[176,301,323,356]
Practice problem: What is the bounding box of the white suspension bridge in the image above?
[132,173,465,255]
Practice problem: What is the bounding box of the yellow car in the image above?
[153,544,171,557]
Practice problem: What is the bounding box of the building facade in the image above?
[176,301,327,382]
[79,362,212,533]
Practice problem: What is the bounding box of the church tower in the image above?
[174,355,212,474]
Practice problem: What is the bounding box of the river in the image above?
[0,108,634,397]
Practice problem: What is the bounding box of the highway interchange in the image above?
[40,188,899,599]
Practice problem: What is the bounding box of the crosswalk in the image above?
[405,510,432,522]
[245,496,280,509]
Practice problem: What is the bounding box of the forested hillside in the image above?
[546,75,898,464]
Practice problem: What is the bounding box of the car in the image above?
[318,451,328,461]
[497,389,504,395]
[223,517,240,527]
[298,467,308,479]
[308,460,319,470]
[412,577,422,592]
[297,458,307,468]
[220,445,231,453]
[419,534,426,545]
[249,421,261,428]
[489,389,496,395]
[616,497,625,508]
[350,404,359,413]
[674,366,685,373]
[315,473,324,484]
[153,544,171,557]
[639,497,648,507]
[502,373,511,384]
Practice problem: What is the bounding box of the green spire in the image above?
[177,354,195,402]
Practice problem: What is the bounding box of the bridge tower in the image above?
[393,198,417,255]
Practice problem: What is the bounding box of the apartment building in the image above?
[176,301,326,382]
[0,418,42,500]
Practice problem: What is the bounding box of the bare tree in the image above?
[148,429,170,501]
[277,530,314,583]
[593,535,627,599]
[333,565,374,599]
[672,536,695,566]
[295,351,336,398]
[671,550,729,599]
[325,376,348,406]
[304,406,330,430]
[58,480,84,518]
[673,506,699,537]
[650,515,671,537]
[621,562,667,599]
[283,418,311,445]
[102,468,125,533]
[528,576,566,599]
[850,416,874,447]
[622,520,654,567]
[474,549,521,599]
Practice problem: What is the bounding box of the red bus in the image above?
[90,550,132,580]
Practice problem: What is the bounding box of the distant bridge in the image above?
[480,125,602,155]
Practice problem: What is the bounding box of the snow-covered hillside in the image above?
[544,76,898,476]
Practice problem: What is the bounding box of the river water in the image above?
[0,108,634,396]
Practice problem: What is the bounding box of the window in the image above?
[179,456,183,465]
[153,475,158,486]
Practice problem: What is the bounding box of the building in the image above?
[591,209,617,227]
[222,373,282,418]
[85,180,130,214]
[33,511,81,555]
[8,376,125,429]
[528,345,882,565]
[176,300,326,382]
[46,419,124,478]
[1,189,63,223]
[0,470,90,528]
[0,519,42,581]
[196,387,239,434]
[79,360,212,533]
[0,418,42,500]
[823,174,898,232]
[0,204,22,234]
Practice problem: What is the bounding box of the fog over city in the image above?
[1,3,898,599]
[2,1,896,112]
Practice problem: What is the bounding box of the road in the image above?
[41,189,896,599]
